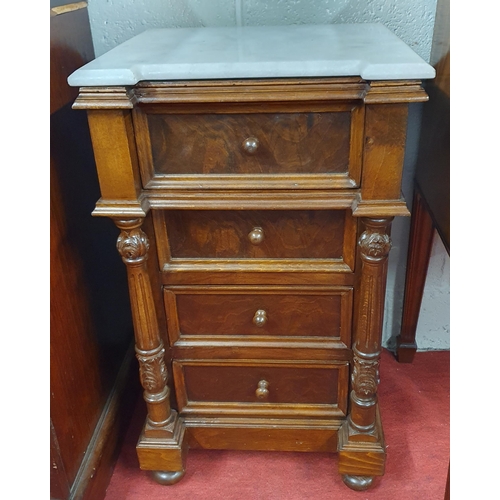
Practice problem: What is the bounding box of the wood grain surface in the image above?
[179,363,340,405]
[165,287,352,340]
[148,111,351,175]
[163,209,346,259]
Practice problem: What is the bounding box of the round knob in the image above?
[255,380,269,399]
[248,227,264,245]
[242,137,259,154]
[253,309,267,327]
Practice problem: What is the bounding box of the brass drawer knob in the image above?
[248,227,264,245]
[253,309,267,327]
[242,136,259,154]
[255,380,269,399]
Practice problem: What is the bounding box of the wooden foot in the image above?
[136,413,188,476]
[151,470,185,485]
[342,475,374,491]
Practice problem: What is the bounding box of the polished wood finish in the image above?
[114,217,187,471]
[361,104,409,202]
[396,0,449,362]
[164,285,352,342]
[162,209,349,260]
[171,342,352,363]
[51,4,136,499]
[87,110,142,201]
[444,463,450,500]
[186,419,340,452]
[154,208,357,278]
[413,84,450,252]
[350,218,392,431]
[51,155,104,491]
[134,77,367,103]
[51,420,70,500]
[114,219,176,434]
[396,188,435,362]
[78,74,425,490]
[175,361,346,407]
[50,2,93,114]
[338,218,392,479]
[147,107,355,174]
[136,101,362,190]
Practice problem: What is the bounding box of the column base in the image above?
[136,411,187,479]
[337,406,386,486]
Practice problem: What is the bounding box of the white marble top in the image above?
[67,23,435,87]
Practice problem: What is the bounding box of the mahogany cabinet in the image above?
[69,25,433,491]
[50,4,138,498]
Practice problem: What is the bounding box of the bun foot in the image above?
[342,475,374,491]
[151,469,185,485]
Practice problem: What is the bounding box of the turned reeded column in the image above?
[115,218,175,437]
[339,217,393,490]
[349,217,393,436]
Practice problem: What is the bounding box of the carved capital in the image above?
[115,219,150,264]
[358,218,392,262]
[358,232,391,261]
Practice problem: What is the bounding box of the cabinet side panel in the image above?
[361,103,409,201]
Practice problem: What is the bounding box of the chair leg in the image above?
[396,185,435,363]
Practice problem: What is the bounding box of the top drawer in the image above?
[134,102,364,190]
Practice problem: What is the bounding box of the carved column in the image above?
[115,218,175,438]
[338,217,392,489]
[349,217,392,436]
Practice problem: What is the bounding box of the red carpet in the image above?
[105,349,450,499]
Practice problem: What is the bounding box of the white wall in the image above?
[86,0,449,352]
[87,0,437,61]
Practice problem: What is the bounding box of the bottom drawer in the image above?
[173,360,349,418]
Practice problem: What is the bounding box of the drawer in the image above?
[173,360,349,417]
[164,286,352,346]
[134,102,364,190]
[154,209,357,271]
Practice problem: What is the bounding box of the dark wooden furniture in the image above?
[444,463,450,500]
[50,3,138,499]
[72,75,429,491]
[396,0,449,363]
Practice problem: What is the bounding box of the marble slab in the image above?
[67,23,435,86]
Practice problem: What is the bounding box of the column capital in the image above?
[115,219,149,265]
[358,218,393,263]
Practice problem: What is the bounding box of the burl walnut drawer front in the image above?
[164,286,352,346]
[154,209,357,271]
[134,102,364,189]
[173,360,349,418]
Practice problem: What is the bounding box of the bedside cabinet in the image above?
[68,24,434,491]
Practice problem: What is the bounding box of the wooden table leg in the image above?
[396,184,435,363]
